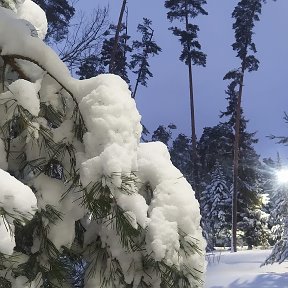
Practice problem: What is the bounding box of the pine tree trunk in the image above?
[231,0,259,252]
[184,2,197,193]
[109,0,127,73]
[187,58,196,156]
[132,73,141,99]
[231,68,245,253]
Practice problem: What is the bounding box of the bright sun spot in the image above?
[276,169,288,184]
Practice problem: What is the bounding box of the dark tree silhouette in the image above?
[109,0,127,73]
[130,18,161,99]
[34,0,75,43]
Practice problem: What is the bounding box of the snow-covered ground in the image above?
[205,249,288,288]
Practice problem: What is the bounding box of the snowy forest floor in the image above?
[205,249,288,287]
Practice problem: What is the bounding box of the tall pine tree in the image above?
[225,0,265,252]
[220,83,269,250]
[164,0,207,169]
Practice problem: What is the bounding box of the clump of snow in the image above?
[81,143,136,187]
[0,6,32,42]
[138,142,205,268]
[0,168,37,219]
[79,74,149,231]
[16,0,48,40]
[53,120,74,143]
[117,193,149,229]
[0,6,71,85]
[0,217,15,255]
[33,174,85,250]
[79,75,204,285]
[79,74,142,158]
[1,79,40,116]
[0,169,37,255]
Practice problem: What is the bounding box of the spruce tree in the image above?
[0,2,206,287]
[198,123,234,183]
[164,0,207,166]
[200,162,231,250]
[170,133,192,181]
[170,132,204,194]
[198,120,269,249]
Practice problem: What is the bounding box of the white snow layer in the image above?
[0,3,205,287]
[205,249,288,288]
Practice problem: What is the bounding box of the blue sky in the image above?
[79,0,288,160]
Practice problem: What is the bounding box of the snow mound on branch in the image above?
[0,6,31,39]
[0,6,70,82]
[79,74,148,229]
[79,75,205,279]
[138,142,205,268]
[0,169,37,255]
[17,0,48,40]
[33,174,85,250]
[2,79,41,116]
[0,169,37,218]
[79,74,142,158]
[0,217,15,255]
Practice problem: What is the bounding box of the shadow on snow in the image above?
[209,272,288,288]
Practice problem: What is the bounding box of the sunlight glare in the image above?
[276,169,288,184]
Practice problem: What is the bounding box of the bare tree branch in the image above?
[58,8,109,72]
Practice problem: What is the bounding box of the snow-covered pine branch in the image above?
[0,1,205,287]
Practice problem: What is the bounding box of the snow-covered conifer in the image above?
[200,162,231,250]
